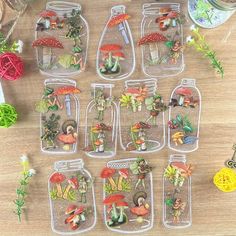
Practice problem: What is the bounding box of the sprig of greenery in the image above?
[14,155,36,222]
[0,31,23,54]
[186,25,224,79]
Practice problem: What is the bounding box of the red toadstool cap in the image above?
[175,87,192,96]
[32,37,64,49]
[119,169,129,179]
[116,201,129,207]
[53,86,81,95]
[100,44,122,52]
[65,204,78,215]
[138,32,168,46]
[103,194,125,205]
[74,206,85,215]
[112,51,125,60]
[108,14,131,27]
[68,177,79,189]
[39,10,57,18]
[49,172,66,183]
[100,167,116,179]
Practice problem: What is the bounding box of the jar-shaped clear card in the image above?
[168,79,201,153]
[33,1,89,77]
[96,5,135,81]
[48,159,96,234]
[84,83,118,158]
[163,154,192,229]
[119,78,167,153]
[101,157,154,233]
[139,3,184,78]
[35,78,80,154]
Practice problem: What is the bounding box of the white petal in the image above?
[190,24,197,31]
[29,169,36,176]
[20,154,28,162]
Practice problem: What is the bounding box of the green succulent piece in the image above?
[58,54,73,68]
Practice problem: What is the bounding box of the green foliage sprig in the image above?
[186,25,224,79]
[14,155,36,222]
[0,32,23,54]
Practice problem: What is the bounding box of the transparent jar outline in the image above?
[48,159,97,235]
[84,83,118,159]
[35,1,89,77]
[140,3,185,78]
[96,5,136,81]
[168,78,202,153]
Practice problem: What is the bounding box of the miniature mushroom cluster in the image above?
[99,44,125,75]
[65,205,89,230]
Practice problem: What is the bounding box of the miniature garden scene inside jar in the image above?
[49,159,96,234]
[96,5,135,81]
[84,84,117,158]
[33,1,89,77]
[168,79,201,153]
[35,79,80,154]
[163,154,192,229]
[101,158,153,233]
[188,0,236,28]
[139,3,184,78]
[119,78,167,153]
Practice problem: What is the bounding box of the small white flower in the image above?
[20,154,28,163]
[28,169,36,176]
[190,24,197,32]
[15,40,24,53]
[186,36,194,44]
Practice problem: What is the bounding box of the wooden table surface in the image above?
[1,0,236,235]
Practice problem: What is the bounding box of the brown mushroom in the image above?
[49,172,66,198]
[117,169,129,191]
[101,167,117,190]
[63,176,79,199]
[138,32,168,62]
[61,120,77,135]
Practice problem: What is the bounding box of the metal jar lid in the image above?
[208,0,236,11]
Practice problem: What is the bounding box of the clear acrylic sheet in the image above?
[140,3,184,78]
[163,154,192,229]
[39,78,80,154]
[119,78,166,153]
[168,78,201,153]
[84,83,118,158]
[34,1,89,77]
[48,159,97,235]
[96,5,135,81]
[102,158,154,233]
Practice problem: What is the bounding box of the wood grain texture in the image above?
[0,0,236,235]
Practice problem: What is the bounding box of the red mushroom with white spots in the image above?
[63,176,79,199]
[117,168,129,191]
[138,32,168,63]
[49,172,66,198]
[32,37,64,68]
[175,87,192,106]
[101,167,117,190]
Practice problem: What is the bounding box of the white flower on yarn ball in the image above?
[15,40,24,53]
[28,169,36,176]
[20,154,28,163]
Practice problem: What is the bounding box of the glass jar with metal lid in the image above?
[188,0,236,28]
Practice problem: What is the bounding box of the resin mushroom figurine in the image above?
[65,204,78,215]
[138,32,168,63]
[103,194,125,221]
[111,51,125,73]
[175,87,192,106]
[101,167,117,190]
[99,44,122,73]
[49,172,66,198]
[63,176,79,199]
[117,169,129,191]
[116,201,129,223]
[54,86,81,116]
[32,37,64,68]
[108,13,131,44]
